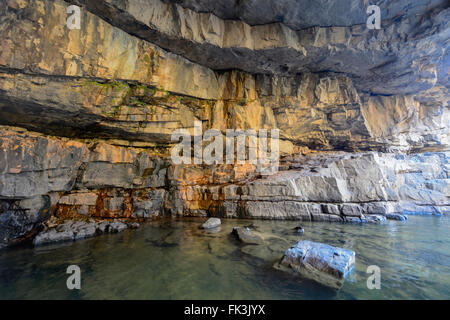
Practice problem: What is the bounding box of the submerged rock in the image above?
[241,245,277,261]
[386,214,408,221]
[279,240,355,289]
[33,219,133,246]
[201,218,221,229]
[232,227,264,245]
[366,215,387,224]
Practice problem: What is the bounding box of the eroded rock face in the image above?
[65,0,449,96]
[0,0,448,248]
[0,196,51,249]
[386,214,408,221]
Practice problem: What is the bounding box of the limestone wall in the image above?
[0,0,448,248]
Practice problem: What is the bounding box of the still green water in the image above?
[0,216,449,299]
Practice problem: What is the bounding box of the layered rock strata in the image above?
[0,0,448,248]
[65,0,449,96]
[1,126,448,248]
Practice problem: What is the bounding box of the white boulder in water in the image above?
[280,240,355,289]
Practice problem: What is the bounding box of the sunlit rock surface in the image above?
[280,240,356,289]
[66,0,449,95]
[0,0,448,248]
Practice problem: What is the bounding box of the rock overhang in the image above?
[63,0,450,97]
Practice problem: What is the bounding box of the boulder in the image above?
[280,240,355,289]
[96,221,110,233]
[321,204,340,215]
[201,218,221,229]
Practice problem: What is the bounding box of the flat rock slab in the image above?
[232,227,264,245]
[201,218,221,229]
[280,240,355,289]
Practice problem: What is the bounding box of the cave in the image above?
[0,0,448,301]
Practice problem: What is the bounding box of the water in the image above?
[0,216,449,300]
